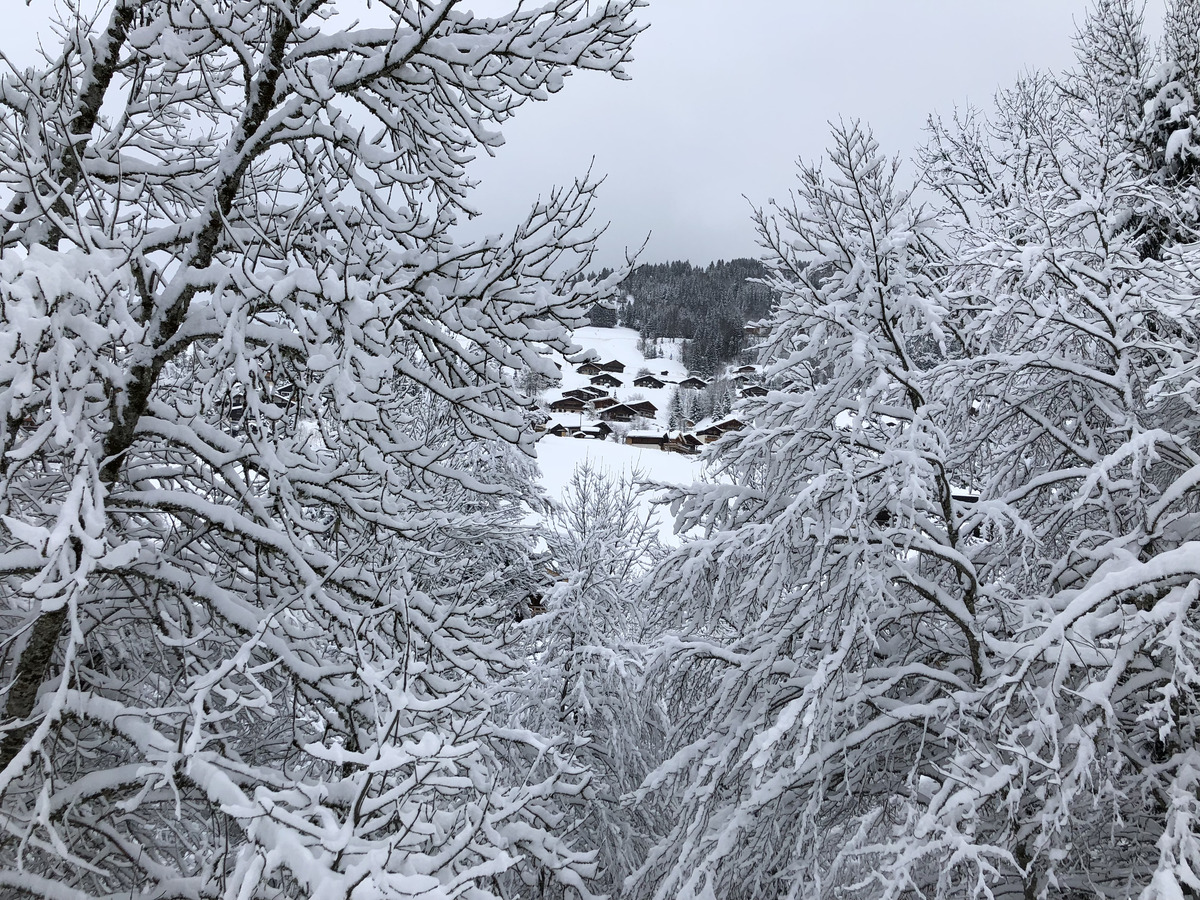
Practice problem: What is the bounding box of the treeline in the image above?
[589,258,774,374]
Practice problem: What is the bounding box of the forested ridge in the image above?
[601,258,774,374]
[2,1,1200,899]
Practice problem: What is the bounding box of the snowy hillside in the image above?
[546,325,687,429]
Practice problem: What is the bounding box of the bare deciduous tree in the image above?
[0,1,643,896]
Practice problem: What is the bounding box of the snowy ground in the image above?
[534,434,706,543]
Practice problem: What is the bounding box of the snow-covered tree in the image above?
[0,1,643,897]
[666,388,685,429]
[631,6,1200,900]
[629,121,994,900]
[501,463,667,899]
[922,4,1200,893]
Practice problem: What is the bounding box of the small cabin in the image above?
[590,373,623,388]
[579,423,614,440]
[598,359,626,373]
[633,374,667,389]
[677,377,708,390]
[576,362,603,376]
[665,432,703,455]
[696,419,742,442]
[549,397,587,413]
[628,400,658,418]
[599,404,638,423]
[740,384,769,398]
[625,431,667,449]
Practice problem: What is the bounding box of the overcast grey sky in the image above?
[5,1,1169,267]
[467,0,1167,267]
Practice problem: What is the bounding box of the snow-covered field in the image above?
[534,434,706,542]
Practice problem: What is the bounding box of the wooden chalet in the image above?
[576,362,603,376]
[549,396,587,413]
[545,423,575,437]
[633,374,667,389]
[665,432,702,455]
[598,359,626,373]
[563,386,606,401]
[677,376,708,390]
[696,419,742,443]
[733,365,759,376]
[590,373,623,388]
[624,431,668,449]
[628,400,658,418]
[599,404,638,423]
[740,384,769,398]
[228,389,246,423]
[579,423,613,440]
[592,397,619,411]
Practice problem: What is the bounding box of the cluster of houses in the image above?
[544,357,675,424]
[535,355,766,455]
[622,417,745,454]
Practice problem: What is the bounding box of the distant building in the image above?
[633,374,667,389]
[628,400,658,418]
[599,404,638,422]
[598,359,626,373]
[696,419,743,443]
[563,386,607,401]
[665,432,703,455]
[590,373,623,388]
[744,321,771,337]
[740,384,769,398]
[549,397,587,413]
[576,362,603,376]
[677,376,708,390]
[580,423,614,440]
[624,431,668,449]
